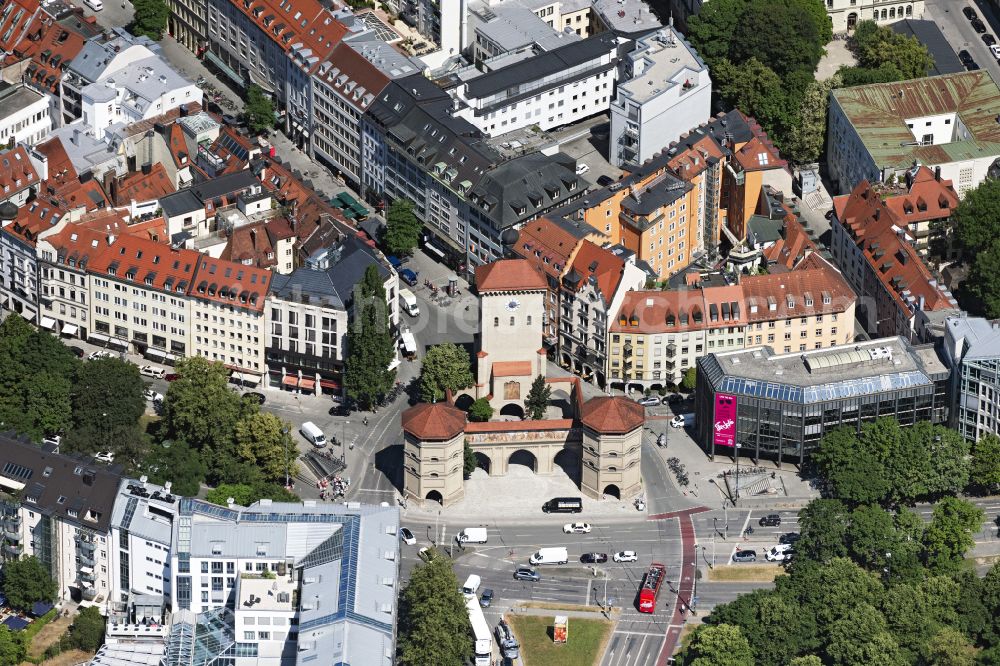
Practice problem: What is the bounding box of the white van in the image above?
[529,547,569,565]
[84,0,104,10]
[300,421,326,447]
[461,574,481,596]
[139,365,166,379]
[399,288,420,317]
[456,527,488,544]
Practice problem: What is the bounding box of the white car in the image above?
[613,550,638,563]
[765,544,794,562]
[88,350,115,361]
[94,451,115,464]
[399,527,416,546]
[139,365,166,379]
[638,396,660,407]
[670,415,685,428]
[144,388,164,403]
[575,163,590,175]
[563,522,592,534]
[991,44,1000,60]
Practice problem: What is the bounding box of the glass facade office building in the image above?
[695,337,950,466]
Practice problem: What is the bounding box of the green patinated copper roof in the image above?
[832,71,1000,169]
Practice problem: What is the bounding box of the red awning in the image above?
[319,379,340,390]
[299,378,316,390]
[282,375,299,387]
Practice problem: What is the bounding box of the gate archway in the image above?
[508,449,537,472]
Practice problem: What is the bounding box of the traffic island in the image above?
[507,613,613,666]
[707,562,783,582]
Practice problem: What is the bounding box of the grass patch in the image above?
[708,564,783,582]
[520,601,612,614]
[507,614,613,666]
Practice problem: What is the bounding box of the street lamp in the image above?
[281,426,291,489]
[734,442,742,506]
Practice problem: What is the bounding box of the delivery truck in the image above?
[456,527,488,543]
[529,546,569,565]
[400,327,417,360]
[399,288,420,317]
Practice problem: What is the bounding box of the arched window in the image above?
[905,5,911,15]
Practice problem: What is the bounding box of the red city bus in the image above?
[638,563,666,613]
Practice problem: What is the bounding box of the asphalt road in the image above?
[926,0,1000,78]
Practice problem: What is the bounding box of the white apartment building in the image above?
[0,436,121,605]
[0,84,52,146]
[827,0,923,33]
[609,25,711,168]
[189,255,270,386]
[0,202,66,323]
[108,478,179,604]
[451,32,618,137]
[36,224,114,341]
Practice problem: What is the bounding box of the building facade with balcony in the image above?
[695,336,950,466]
[609,25,710,169]
[108,477,179,605]
[0,436,121,604]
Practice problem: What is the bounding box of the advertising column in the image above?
[712,393,737,458]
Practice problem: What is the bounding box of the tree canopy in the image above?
[385,199,422,256]
[468,398,493,422]
[244,85,275,135]
[970,434,1000,494]
[68,357,146,459]
[419,343,474,402]
[953,179,1000,317]
[205,482,298,507]
[840,20,932,84]
[67,606,106,652]
[397,556,472,665]
[130,0,169,39]
[679,623,754,666]
[524,375,551,420]
[2,557,56,612]
[344,265,396,410]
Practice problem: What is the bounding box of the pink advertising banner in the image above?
[713,393,737,448]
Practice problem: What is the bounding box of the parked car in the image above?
[732,549,757,563]
[779,532,801,545]
[513,565,541,582]
[244,392,266,405]
[144,388,164,403]
[597,174,615,187]
[758,514,782,527]
[68,346,86,358]
[563,522,592,534]
[399,527,416,545]
[480,588,494,608]
[399,268,419,286]
[991,44,1000,59]
[139,365,166,379]
[765,544,794,562]
[580,552,608,564]
[94,451,115,464]
[959,49,975,65]
[638,396,661,407]
[968,61,982,70]
[613,550,638,563]
[964,6,979,20]
[88,350,115,361]
[575,163,590,175]
[418,547,437,563]
[973,18,988,33]
[165,373,180,382]
[983,33,997,47]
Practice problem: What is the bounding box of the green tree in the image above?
[922,497,984,573]
[789,658,823,666]
[797,498,850,562]
[954,178,1000,255]
[951,569,989,641]
[713,58,791,145]
[679,623,754,666]
[850,20,932,80]
[524,374,551,420]
[730,0,826,78]
[826,602,906,666]
[398,556,472,666]
[680,367,697,392]
[468,398,493,422]
[233,411,298,484]
[142,440,207,496]
[685,0,746,70]
[925,626,978,666]
[419,343,473,402]
[813,423,893,505]
[785,75,839,164]
[2,557,56,611]
[777,557,883,632]
[345,265,396,410]
[970,433,1000,494]
[838,63,906,86]
[845,504,897,572]
[162,356,246,454]
[243,85,275,135]
[130,0,169,39]
[918,423,970,498]
[68,606,106,652]
[0,626,25,666]
[965,242,1000,318]
[385,199,422,256]
[68,357,146,457]
[463,441,476,478]
[205,482,298,507]
[707,589,806,665]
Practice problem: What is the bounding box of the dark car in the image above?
[480,588,494,607]
[973,18,988,33]
[959,49,975,65]
[244,392,266,405]
[513,565,541,582]
[67,346,86,358]
[758,514,782,527]
[964,6,979,20]
[779,532,801,545]
[165,373,180,382]
[984,34,997,47]
[597,174,615,187]
[399,268,419,286]
[580,552,609,564]
[732,549,757,563]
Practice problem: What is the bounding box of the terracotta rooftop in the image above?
[18,12,89,94]
[114,163,175,205]
[190,254,270,313]
[667,134,725,181]
[475,258,548,293]
[514,216,585,280]
[167,123,189,169]
[733,136,786,173]
[40,222,114,271]
[315,42,391,112]
[86,233,200,295]
[566,241,625,303]
[235,0,347,71]
[0,0,40,55]
[219,219,292,270]
[612,283,744,334]
[492,361,532,377]
[742,255,856,322]
[0,146,39,199]
[761,209,817,271]
[580,396,644,434]
[401,402,467,440]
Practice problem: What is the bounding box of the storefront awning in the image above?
[108,337,128,349]
[424,243,445,260]
[61,323,78,336]
[319,379,340,390]
[89,333,110,344]
[298,377,316,391]
[39,316,55,330]
[282,375,299,387]
[204,51,245,88]
[146,347,167,360]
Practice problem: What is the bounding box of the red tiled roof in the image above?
[742,258,855,322]
[476,259,548,292]
[17,14,88,93]
[401,402,467,440]
[75,208,168,243]
[39,222,114,269]
[220,221,278,269]
[0,0,41,55]
[86,234,200,295]
[580,397,644,434]
[190,254,269,313]
[733,136,786,172]
[167,124,189,168]
[492,361,532,377]
[236,0,347,70]
[514,217,582,280]
[762,209,817,271]
[115,163,175,205]
[0,146,39,199]
[35,135,76,180]
[667,135,725,181]
[612,284,743,334]
[316,42,391,111]
[882,166,958,223]
[567,241,625,303]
